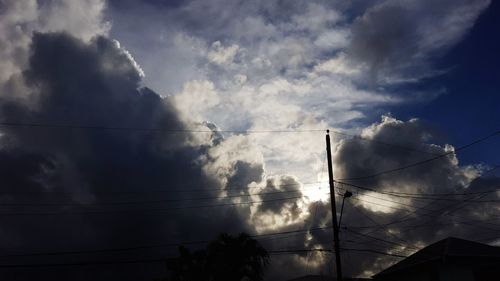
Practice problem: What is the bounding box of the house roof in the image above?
[374,237,500,278]
[287,275,370,281]
[288,275,333,281]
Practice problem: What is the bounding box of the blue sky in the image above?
[392,1,499,168]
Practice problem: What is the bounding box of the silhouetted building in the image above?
[373,237,500,281]
[288,275,369,281]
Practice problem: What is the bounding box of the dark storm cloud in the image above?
[226,161,264,193]
[256,176,302,217]
[334,117,471,192]
[347,0,490,83]
[349,5,418,78]
[0,32,255,280]
[331,116,500,276]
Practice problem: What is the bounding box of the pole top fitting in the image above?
[344,190,353,198]
[326,129,330,134]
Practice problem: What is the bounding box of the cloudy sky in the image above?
[0,0,499,280]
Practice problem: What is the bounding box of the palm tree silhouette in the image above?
[165,233,269,281]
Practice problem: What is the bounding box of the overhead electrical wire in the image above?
[2,180,324,195]
[0,193,330,216]
[339,248,406,258]
[330,131,441,156]
[341,188,500,231]
[0,121,479,158]
[0,226,334,259]
[335,180,500,240]
[0,123,498,268]
[349,192,500,241]
[0,186,327,207]
[336,163,500,197]
[341,200,420,250]
[0,251,336,269]
[0,215,414,268]
[343,225,418,251]
[337,129,500,181]
[0,121,325,134]
[0,248,410,268]
[336,184,499,221]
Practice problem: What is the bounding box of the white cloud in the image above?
[173,79,220,122]
[0,0,38,84]
[0,0,110,89]
[102,40,145,78]
[207,41,240,65]
[37,0,110,42]
[313,28,350,50]
[314,52,361,76]
[258,78,311,96]
[233,74,247,85]
[289,3,342,32]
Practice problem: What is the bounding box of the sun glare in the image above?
[302,182,330,202]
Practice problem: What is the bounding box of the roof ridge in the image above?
[373,237,500,278]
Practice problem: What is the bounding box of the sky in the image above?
[0,0,499,280]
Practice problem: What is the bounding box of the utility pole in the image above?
[326,130,343,281]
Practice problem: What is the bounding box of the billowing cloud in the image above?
[0,29,260,281]
[333,116,500,277]
[0,0,109,85]
[0,22,321,280]
[207,41,240,65]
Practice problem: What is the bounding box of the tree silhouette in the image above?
[165,233,269,281]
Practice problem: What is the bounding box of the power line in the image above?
[336,178,500,198]
[396,218,500,231]
[338,184,500,223]
[336,180,457,237]
[348,196,426,214]
[0,121,445,155]
[1,181,324,195]
[330,130,441,156]
[339,185,500,235]
[339,248,406,258]
[0,121,483,160]
[397,192,500,233]
[341,188,437,213]
[0,233,414,269]
[0,122,325,134]
[0,258,171,268]
[268,249,331,255]
[350,198,500,231]
[341,239,414,256]
[0,193,329,216]
[342,226,418,251]
[335,176,500,241]
[342,199,421,250]
[0,250,334,268]
[337,129,500,181]
[0,226,333,259]
[0,248,411,268]
[0,186,328,207]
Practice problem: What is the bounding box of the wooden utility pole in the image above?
[326,130,343,281]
